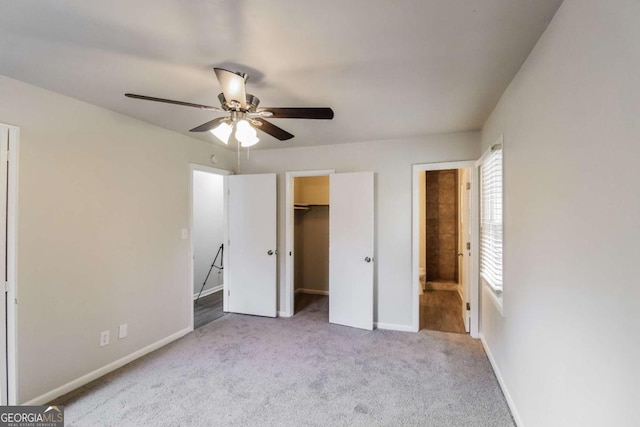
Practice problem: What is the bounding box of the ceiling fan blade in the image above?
[254,118,294,141]
[214,68,247,109]
[125,93,222,111]
[190,117,226,132]
[258,107,334,120]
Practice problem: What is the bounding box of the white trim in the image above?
[222,177,230,313]
[23,327,191,406]
[476,135,504,167]
[284,170,335,318]
[470,165,480,338]
[294,288,329,296]
[193,284,223,300]
[483,283,504,317]
[277,311,290,318]
[188,164,233,332]
[480,333,523,426]
[190,164,234,176]
[412,160,480,338]
[375,322,414,332]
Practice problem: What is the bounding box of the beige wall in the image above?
[240,132,480,327]
[293,206,330,293]
[0,75,235,403]
[294,176,330,205]
[480,0,640,425]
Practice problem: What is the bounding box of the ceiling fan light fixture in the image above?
[240,135,260,148]
[236,119,259,147]
[210,121,232,144]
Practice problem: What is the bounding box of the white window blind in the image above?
[480,147,503,291]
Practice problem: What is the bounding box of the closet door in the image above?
[329,172,374,330]
[227,174,277,317]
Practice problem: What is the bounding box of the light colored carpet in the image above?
[54,296,514,426]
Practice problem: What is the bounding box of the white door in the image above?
[227,174,277,317]
[459,169,472,332]
[0,127,8,405]
[329,172,374,330]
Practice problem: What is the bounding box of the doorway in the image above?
[190,165,232,330]
[293,176,330,314]
[412,161,479,337]
[0,123,18,405]
[420,168,468,333]
[285,170,375,331]
[284,170,334,317]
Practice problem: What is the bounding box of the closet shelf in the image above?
[294,203,329,212]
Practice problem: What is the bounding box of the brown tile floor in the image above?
[420,290,466,334]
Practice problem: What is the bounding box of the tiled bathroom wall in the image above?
[425,169,458,282]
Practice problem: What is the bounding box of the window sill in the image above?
[484,282,504,317]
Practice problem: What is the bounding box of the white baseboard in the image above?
[193,284,223,300]
[480,333,523,427]
[23,327,192,406]
[277,311,291,318]
[375,322,414,332]
[294,288,329,296]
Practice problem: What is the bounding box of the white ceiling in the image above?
[0,0,563,150]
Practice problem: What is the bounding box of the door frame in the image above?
[284,170,335,318]
[0,123,18,404]
[412,161,479,337]
[188,164,233,330]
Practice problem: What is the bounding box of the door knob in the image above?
[364,257,372,263]
[268,250,274,256]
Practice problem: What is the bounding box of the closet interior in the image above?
[293,176,330,313]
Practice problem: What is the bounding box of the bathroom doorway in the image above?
[412,161,479,336]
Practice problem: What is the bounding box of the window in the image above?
[479,144,503,293]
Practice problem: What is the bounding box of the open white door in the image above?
[329,172,374,330]
[0,127,8,405]
[459,169,472,332]
[227,174,277,317]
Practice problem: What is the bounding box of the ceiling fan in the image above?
[125,68,334,147]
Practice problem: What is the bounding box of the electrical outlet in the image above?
[118,324,128,339]
[100,330,110,347]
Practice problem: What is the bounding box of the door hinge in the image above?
[466,302,471,311]
[289,251,292,256]
[4,281,8,293]
[466,182,471,190]
[466,242,471,250]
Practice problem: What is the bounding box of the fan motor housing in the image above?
[218,93,260,112]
